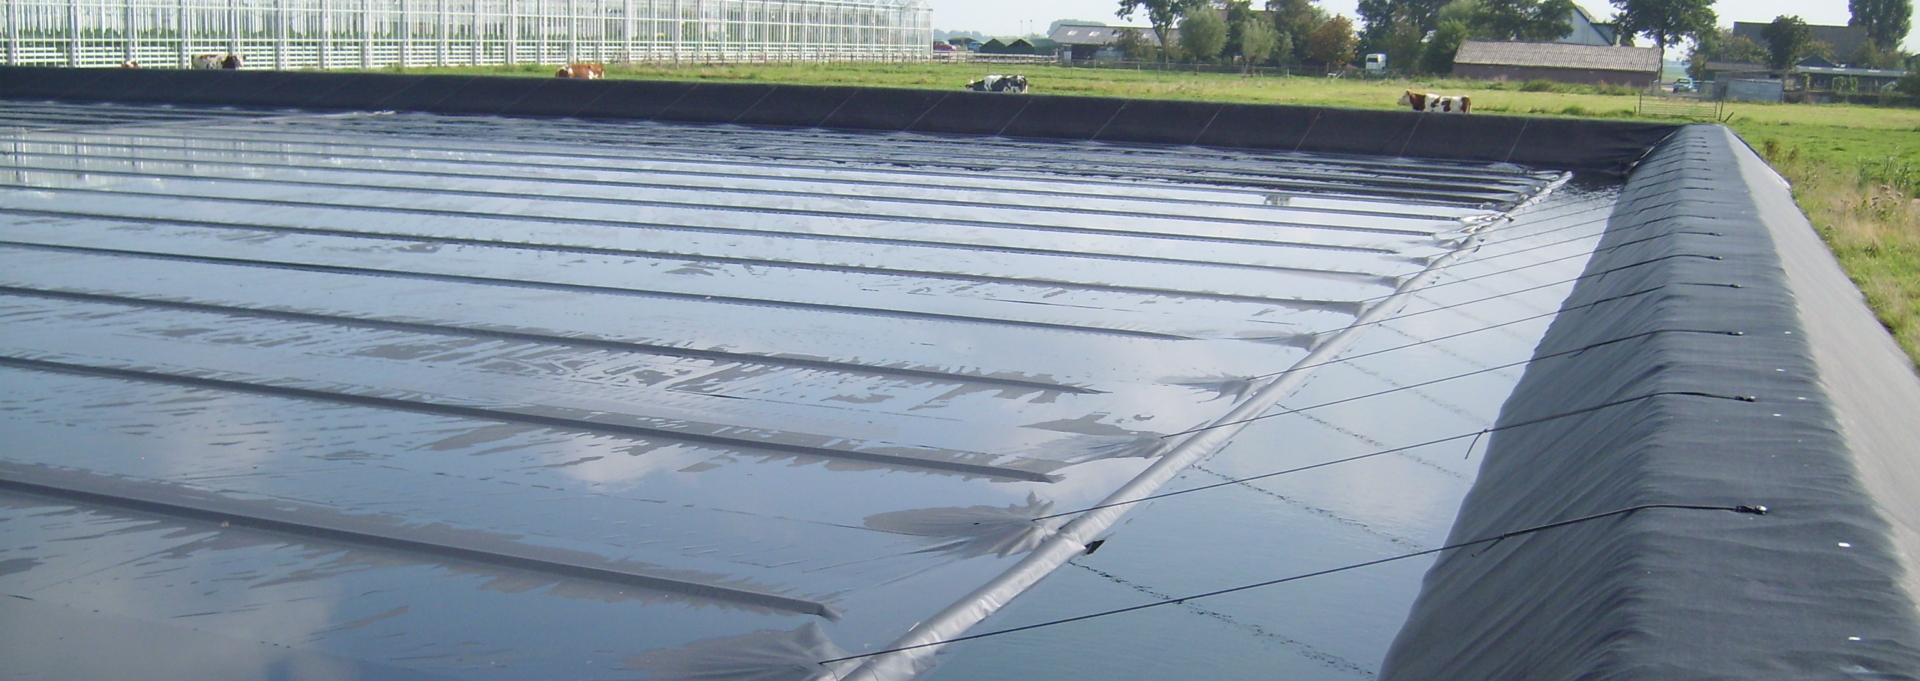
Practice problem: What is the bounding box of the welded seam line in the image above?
[838,220,1486,681]
[3,146,1450,236]
[0,184,1406,267]
[0,109,382,138]
[280,109,1553,183]
[65,122,1525,213]
[0,355,1057,483]
[272,110,1553,184]
[0,285,1101,394]
[8,130,1478,222]
[0,207,1368,312]
[0,463,842,619]
[537,118,1547,192]
[0,240,1199,341]
[132,122,1541,206]
[0,162,1440,247]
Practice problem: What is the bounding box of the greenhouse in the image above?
[2,0,933,69]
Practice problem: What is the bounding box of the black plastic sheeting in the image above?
[0,66,1677,174]
[1382,125,1920,680]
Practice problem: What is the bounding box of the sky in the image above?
[929,0,1920,52]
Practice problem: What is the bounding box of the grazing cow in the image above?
[1399,90,1470,113]
[220,54,244,69]
[966,74,1028,93]
[119,60,140,68]
[554,63,605,79]
[191,54,221,69]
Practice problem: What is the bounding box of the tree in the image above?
[1478,0,1576,40]
[1117,0,1209,61]
[1435,0,1491,31]
[1851,40,1906,68]
[1269,0,1331,63]
[1224,0,1260,61]
[1356,0,1451,38]
[1180,9,1230,61]
[1307,15,1359,70]
[1851,0,1913,51]
[1238,18,1284,69]
[1113,27,1161,60]
[1610,0,1717,64]
[1761,15,1813,71]
[1368,17,1427,72]
[1686,27,1766,78]
[1421,19,1473,73]
[1898,69,1920,96]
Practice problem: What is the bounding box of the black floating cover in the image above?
[1381,125,1920,680]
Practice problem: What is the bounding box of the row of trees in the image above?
[1113,0,1359,69]
[1116,0,1912,76]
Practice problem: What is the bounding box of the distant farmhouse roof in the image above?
[1455,41,1661,73]
[1046,23,1159,46]
[1733,22,1870,62]
[1557,5,1620,46]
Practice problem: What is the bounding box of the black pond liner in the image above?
[1383,125,1920,680]
[3,66,1920,680]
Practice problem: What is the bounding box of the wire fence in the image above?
[3,0,932,69]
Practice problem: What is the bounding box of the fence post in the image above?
[227,0,237,59]
[5,0,16,66]
[125,0,137,64]
[319,0,330,68]
[68,0,79,67]
[275,0,286,68]
[402,0,413,66]
[436,0,446,65]
[360,0,370,68]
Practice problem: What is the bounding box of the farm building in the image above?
[1046,22,1159,61]
[1555,5,1622,47]
[1452,40,1660,87]
[4,68,1920,681]
[1732,21,1871,63]
[1,0,932,69]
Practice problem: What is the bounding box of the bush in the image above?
[1519,79,1559,92]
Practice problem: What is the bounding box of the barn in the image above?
[1452,40,1662,87]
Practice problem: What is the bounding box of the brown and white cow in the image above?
[119,60,140,68]
[555,63,605,79]
[220,54,244,69]
[1399,90,1471,113]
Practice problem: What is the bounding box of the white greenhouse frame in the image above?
[2,0,932,68]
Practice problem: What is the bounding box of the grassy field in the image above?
[374,62,1920,363]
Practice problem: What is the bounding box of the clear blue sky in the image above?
[931,0,1920,51]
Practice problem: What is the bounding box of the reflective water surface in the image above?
[0,101,1614,680]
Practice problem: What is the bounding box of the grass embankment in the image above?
[1743,124,1920,361]
[372,62,1920,364]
